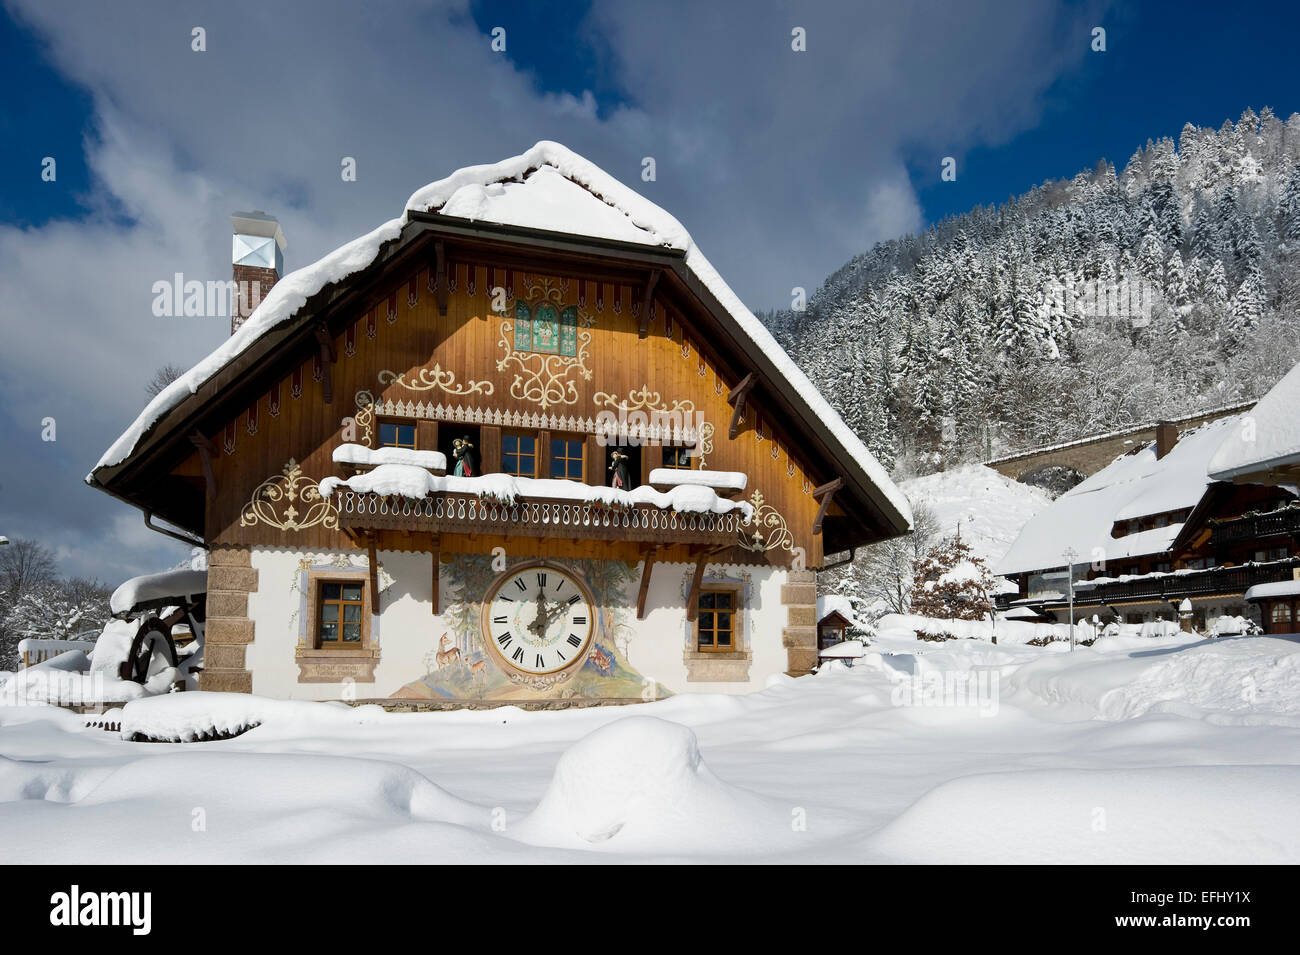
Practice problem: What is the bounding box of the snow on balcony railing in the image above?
[332,488,746,542]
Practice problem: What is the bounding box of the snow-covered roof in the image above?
[1209,362,1300,479]
[1243,581,1300,602]
[1002,606,1042,620]
[816,594,857,625]
[110,568,208,616]
[320,464,752,517]
[997,417,1240,577]
[817,639,865,658]
[89,142,909,534]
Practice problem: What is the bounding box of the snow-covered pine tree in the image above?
[909,534,996,622]
[763,110,1300,475]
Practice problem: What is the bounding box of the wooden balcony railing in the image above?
[1211,507,1300,547]
[334,489,746,547]
[999,559,1300,609]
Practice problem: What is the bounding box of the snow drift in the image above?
[515,716,791,854]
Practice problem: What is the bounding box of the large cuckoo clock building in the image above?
[89,143,911,706]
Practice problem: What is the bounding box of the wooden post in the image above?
[481,425,501,474]
[430,534,441,615]
[537,430,552,480]
[366,534,380,614]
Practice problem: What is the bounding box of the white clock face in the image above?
[482,564,595,675]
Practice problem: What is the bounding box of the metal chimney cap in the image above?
[231,211,286,251]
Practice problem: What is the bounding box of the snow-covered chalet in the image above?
[998,413,1298,631]
[87,142,912,704]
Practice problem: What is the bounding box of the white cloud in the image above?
[0,0,1106,582]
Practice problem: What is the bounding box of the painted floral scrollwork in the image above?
[497,323,592,409]
[495,275,597,410]
[350,390,375,445]
[239,459,339,533]
[737,490,794,554]
[592,386,696,416]
[378,364,493,397]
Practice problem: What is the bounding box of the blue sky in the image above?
[8,2,1297,234]
[0,0,1296,582]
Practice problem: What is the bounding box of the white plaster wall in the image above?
[246,548,790,700]
[625,560,788,696]
[246,547,450,700]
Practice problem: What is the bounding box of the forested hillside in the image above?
[766,108,1300,477]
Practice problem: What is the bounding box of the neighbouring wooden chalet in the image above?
[88,142,911,704]
[1207,361,1300,634]
[997,414,1299,631]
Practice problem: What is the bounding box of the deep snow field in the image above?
[2,630,1298,864]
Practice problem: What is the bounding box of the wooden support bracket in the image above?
[636,545,660,620]
[685,551,708,622]
[434,240,448,315]
[314,324,337,404]
[727,372,758,440]
[638,269,661,338]
[811,477,844,535]
[188,432,218,499]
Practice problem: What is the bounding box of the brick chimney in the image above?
[231,211,286,335]
[1155,421,1179,459]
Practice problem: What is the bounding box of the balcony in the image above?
[1211,506,1300,547]
[333,488,746,548]
[1000,559,1300,609]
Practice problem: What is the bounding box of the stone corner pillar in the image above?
[780,569,818,677]
[198,545,259,693]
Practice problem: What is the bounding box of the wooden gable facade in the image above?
[96,216,904,569]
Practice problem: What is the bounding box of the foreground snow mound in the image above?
[867,765,1300,863]
[116,692,388,742]
[0,751,484,864]
[516,716,787,853]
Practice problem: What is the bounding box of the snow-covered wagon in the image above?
[107,568,208,690]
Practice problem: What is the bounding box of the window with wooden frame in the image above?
[378,420,417,450]
[696,587,741,651]
[314,580,366,648]
[549,437,584,481]
[502,432,538,477]
[661,445,695,470]
[1271,602,1293,626]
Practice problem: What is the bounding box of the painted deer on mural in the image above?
[435,633,462,670]
[588,646,613,676]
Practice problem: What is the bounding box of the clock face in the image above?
[481,563,595,676]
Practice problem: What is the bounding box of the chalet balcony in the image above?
[1210,506,1300,547]
[333,488,746,548]
[1000,559,1300,610]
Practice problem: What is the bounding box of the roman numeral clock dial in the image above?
[480,563,596,680]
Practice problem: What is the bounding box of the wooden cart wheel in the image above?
[121,617,179,684]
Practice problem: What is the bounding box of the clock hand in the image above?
[529,590,557,638]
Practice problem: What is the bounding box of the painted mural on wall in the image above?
[391,554,665,702]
